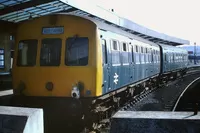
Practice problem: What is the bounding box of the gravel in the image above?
[126,72,200,111]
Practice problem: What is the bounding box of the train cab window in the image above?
[122,42,127,51]
[40,38,61,66]
[65,37,89,66]
[17,39,37,66]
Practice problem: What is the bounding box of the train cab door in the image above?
[101,39,110,94]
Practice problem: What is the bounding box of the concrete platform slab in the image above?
[110,111,200,133]
[0,106,43,133]
[0,89,13,96]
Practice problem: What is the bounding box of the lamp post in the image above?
[194,42,196,64]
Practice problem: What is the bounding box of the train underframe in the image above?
[10,69,187,132]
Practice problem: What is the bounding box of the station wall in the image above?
[0,21,16,73]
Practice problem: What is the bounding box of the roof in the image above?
[0,0,190,46]
[160,43,188,53]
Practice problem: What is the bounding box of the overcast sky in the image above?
[92,0,199,45]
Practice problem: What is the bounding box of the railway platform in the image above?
[173,76,200,111]
[109,68,200,133]
[0,106,43,133]
[110,111,200,133]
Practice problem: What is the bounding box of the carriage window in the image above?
[173,53,175,61]
[17,39,37,66]
[112,40,118,50]
[153,50,155,54]
[66,37,89,66]
[40,38,61,66]
[164,54,167,61]
[131,45,134,62]
[135,45,138,52]
[145,48,148,53]
[141,47,143,53]
[151,50,154,62]
[122,42,127,51]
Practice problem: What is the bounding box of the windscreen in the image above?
[17,39,37,66]
[65,37,89,66]
[40,38,62,66]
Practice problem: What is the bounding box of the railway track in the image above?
[172,76,200,112]
[88,68,200,133]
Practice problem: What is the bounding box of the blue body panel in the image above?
[99,29,161,94]
[99,28,187,95]
[159,44,188,74]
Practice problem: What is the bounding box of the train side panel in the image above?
[99,29,160,94]
[160,43,188,74]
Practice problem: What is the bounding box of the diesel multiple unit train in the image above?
[11,14,188,129]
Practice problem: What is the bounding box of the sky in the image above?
[91,0,200,45]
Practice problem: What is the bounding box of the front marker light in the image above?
[71,85,80,99]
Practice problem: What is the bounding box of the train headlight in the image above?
[71,85,80,99]
[45,82,54,91]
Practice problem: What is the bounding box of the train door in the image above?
[101,39,110,94]
[151,49,154,76]
[110,39,121,90]
[166,52,170,72]
[121,42,129,86]
[129,44,135,83]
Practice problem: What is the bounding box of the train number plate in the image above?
[42,27,64,34]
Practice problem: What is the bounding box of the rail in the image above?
[172,76,200,111]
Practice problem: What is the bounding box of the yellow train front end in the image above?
[11,14,103,130]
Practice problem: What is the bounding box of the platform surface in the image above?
[113,111,200,119]
[0,106,43,133]
[111,111,200,133]
[0,89,13,97]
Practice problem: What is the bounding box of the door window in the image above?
[102,39,108,64]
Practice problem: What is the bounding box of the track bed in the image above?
[122,71,200,111]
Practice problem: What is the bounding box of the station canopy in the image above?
[0,0,189,46]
